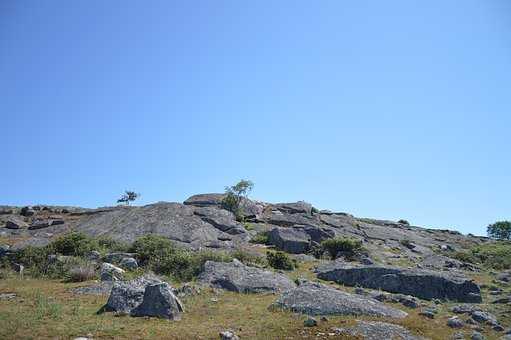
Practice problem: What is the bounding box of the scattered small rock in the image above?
[447,316,464,329]
[304,317,317,327]
[220,330,239,340]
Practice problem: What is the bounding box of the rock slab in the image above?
[271,281,407,318]
[316,263,482,302]
[198,259,295,293]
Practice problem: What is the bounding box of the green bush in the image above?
[250,231,270,245]
[51,232,99,257]
[448,241,511,270]
[451,251,478,264]
[231,249,266,267]
[471,241,511,270]
[398,219,410,225]
[321,237,363,260]
[266,251,296,270]
[97,236,129,252]
[155,249,232,281]
[129,234,177,266]
[129,235,233,281]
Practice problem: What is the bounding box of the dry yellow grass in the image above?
[0,271,508,339]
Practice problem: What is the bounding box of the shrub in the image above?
[231,249,266,267]
[156,249,232,281]
[321,237,363,260]
[398,219,410,225]
[487,221,511,240]
[221,179,254,221]
[97,237,129,252]
[129,235,233,281]
[117,190,140,206]
[451,251,477,264]
[266,251,295,270]
[51,232,98,257]
[66,262,97,282]
[129,234,177,266]
[250,231,269,245]
[448,241,511,270]
[470,241,511,270]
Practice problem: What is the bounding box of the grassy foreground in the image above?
[1,274,507,340]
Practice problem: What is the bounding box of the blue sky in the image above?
[1,1,510,235]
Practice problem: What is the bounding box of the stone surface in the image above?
[198,259,295,293]
[333,321,423,340]
[130,283,184,320]
[268,227,310,254]
[100,263,125,281]
[100,274,162,313]
[219,330,240,340]
[193,207,247,235]
[303,317,317,327]
[75,202,246,248]
[271,280,407,318]
[119,257,138,270]
[5,217,28,229]
[447,316,464,329]
[316,263,482,302]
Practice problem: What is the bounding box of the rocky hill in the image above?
[0,194,510,339]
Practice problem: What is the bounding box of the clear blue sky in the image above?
[1,1,510,236]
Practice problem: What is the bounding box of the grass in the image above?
[0,269,509,339]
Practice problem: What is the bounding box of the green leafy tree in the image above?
[487,221,511,240]
[117,190,139,205]
[222,179,254,221]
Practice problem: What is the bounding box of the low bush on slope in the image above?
[5,233,272,282]
[451,241,511,270]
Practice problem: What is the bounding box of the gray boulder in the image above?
[100,274,162,313]
[333,321,423,340]
[130,283,184,320]
[104,252,137,264]
[268,227,310,254]
[316,263,482,302]
[271,281,407,318]
[220,330,240,340]
[75,202,244,248]
[5,217,28,229]
[198,259,295,293]
[28,220,51,230]
[447,316,464,329]
[273,202,313,215]
[100,263,125,281]
[496,270,511,283]
[193,207,247,235]
[119,257,138,270]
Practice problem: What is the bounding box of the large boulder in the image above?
[316,263,482,303]
[271,280,407,318]
[100,274,162,314]
[74,202,245,248]
[268,227,310,254]
[5,217,28,229]
[130,283,184,320]
[334,321,424,340]
[198,259,295,293]
[193,207,247,235]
